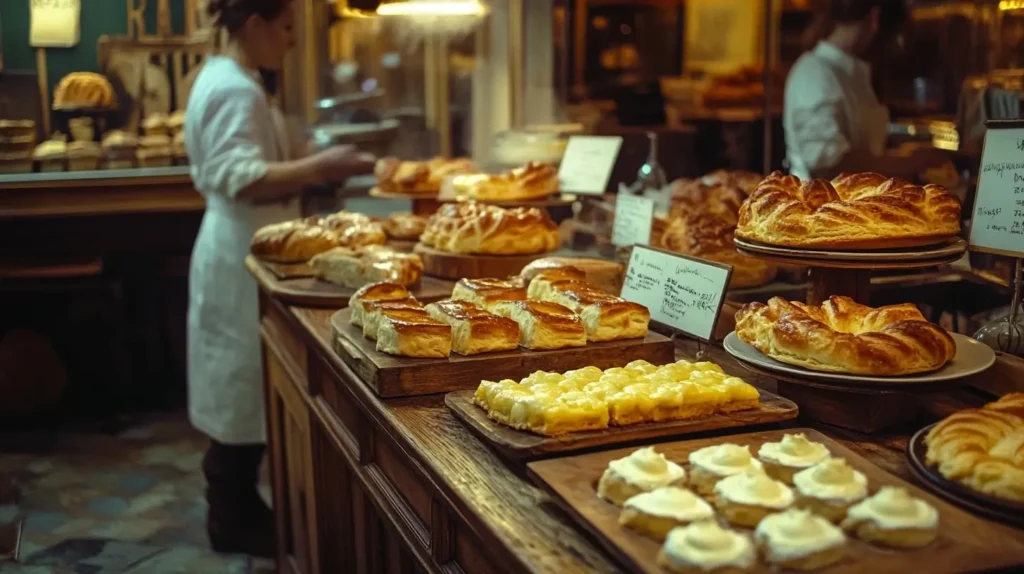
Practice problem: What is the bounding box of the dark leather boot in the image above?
[202,440,276,558]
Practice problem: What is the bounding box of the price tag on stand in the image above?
[970,120,1024,258]
[619,245,732,342]
[612,191,655,247]
[557,136,623,195]
[30,0,81,48]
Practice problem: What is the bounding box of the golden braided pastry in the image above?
[374,156,476,195]
[53,72,117,109]
[735,296,956,376]
[669,180,748,222]
[661,213,778,288]
[700,170,764,194]
[383,212,427,240]
[450,162,559,201]
[925,394,1024,502]
[420,202,561,255]
[251,218,343,263]
[736,171,962,249]
[318,212,387,248]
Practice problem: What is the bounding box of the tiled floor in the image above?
[0,413,273,573]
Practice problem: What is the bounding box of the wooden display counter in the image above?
[254,278,1024,573]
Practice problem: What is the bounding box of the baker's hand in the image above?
[311,145,376,183]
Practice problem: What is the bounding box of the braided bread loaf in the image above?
[735,296,956,376]
[661,212,777,288]
[736,171,961,249]
[420,202,561,255]
[925,394,1024,502]
[53,72,117,109]
[374,156,476,195]
[251,218,343,263]
[451,161,559,201]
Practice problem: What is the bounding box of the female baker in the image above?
[185,0,372,556]
[784,0,946,180]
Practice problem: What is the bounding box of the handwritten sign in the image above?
[557,136,623,195]
[612,192,655,247]
[971,123,1024,258]
[620,245,732,342]
[30,0,81,48]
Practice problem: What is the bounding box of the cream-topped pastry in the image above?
[755,508,846,571]
[758,433,831,483]
[792,458,868,522]
[658,520,756,574]
[597,447,686,506]
[841,486,939,548]
[688,444,764,495]
[713,470,794,527]
[619,487,715,541]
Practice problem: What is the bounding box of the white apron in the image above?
[185,56,298,444]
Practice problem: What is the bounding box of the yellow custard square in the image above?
[508,391,609,435]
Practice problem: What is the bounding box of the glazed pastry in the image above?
[713,469,794,528]
[450,161,559,201]
[491,300,587,350]
[319,211,388,248]
[755,508,846,570]
[383,212,427,240]
[309,246,423,288]
[688,444,764,496]
[374,312,452,358]
[757,433,831,484]
[619,487,714,541]
[359,300,424,339]
[53,72,117,109]
[539,281,650,342]
[735,296,956,376]
[658,520,756,574]
[250,218,342,263]
[524,266,587,300]
[419,202,561,255]
[374,156,476,195]
[519,257,625,295]
[347,282,414,327]
[597,447,687,506]
[792,458,868,522]
[425,299,520,355]
[451,278,527,312]
[841,486,939,549]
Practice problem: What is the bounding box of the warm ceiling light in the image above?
[377,0,488,17]
[1000,0,1024,11]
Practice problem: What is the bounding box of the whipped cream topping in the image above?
[623,487,714,523]
[755,508,846,560]
[845,486,939,530]
[758,433,831,469]
[689,444,764,477]
[662,520,756,571]
[715,469,794,508]
[607,447,686,491]
[792,458,868,503]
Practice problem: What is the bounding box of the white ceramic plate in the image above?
[723,331,995,384]
[733,237,967,262]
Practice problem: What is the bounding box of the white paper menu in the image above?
[970,122,1024,258]
[30,0,81,48]
[619,245,733,342]
[557,136,623,195]
[612,191,655,247]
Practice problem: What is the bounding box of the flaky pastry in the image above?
[348,282,414,327]
[661,212,778,289]
[425,299,520,356]
[383,212,427,240]
[309,246,423,288]
[491,300,587,350]
[450,161,558,201]
[251,218,342,263]
[538,281,650,342]
[374,156,475,195]
[420,202,560,255]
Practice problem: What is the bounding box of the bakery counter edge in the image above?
[256,287,1024,573]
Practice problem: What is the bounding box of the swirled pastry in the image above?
[620,487,715,541]
[383,212,427,240]
[53,72,117,109]
[924,393,1024,502]
[661,212,778,289]
[841,487,939,548]
[425,299,520,355]
[420,202,561,255]
[736,171,962,248]
[658,520,756,574]
[318,212,388,248]
[755,508,846,570]
[735,296,956,376]
[251,218,343,263]
[374,156,476,195]
[450,161,558,201]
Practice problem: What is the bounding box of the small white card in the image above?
[970,123,1024,258]
[30,0,81,48]
[612,190,655,247]
[620,245,733,342]
[557,136,623,195]
[644,185,673,217]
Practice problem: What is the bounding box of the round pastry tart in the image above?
[713,469,794,528]
[792,458,868,522]
[840,486,939,548]
[688,444,763,496]
[597,447,686,506]
[735,171,961,249]
[755,508,847,571]
[757,433,831,484]
[657,519,756,574]
[619,486,714,541]
[735,295,956,376]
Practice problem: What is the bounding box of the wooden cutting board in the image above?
[445,389,798,461]
[413,242,557,280]
[527,428,1024,574]
[330,308,675,398]
[245,256,455,308]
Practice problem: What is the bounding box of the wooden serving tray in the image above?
[528,428,1024,574]
[246,256,454,308]
[413,242,556,280]
[330,308,675,398]
[445,389,799,461]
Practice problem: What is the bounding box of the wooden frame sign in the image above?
[619,245,733,343]
[969,120,1024,258]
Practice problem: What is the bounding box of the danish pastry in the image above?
[359,300,424,339]
[425,299,520,355]
[374,156,476,195]
[539,282,650,342]
[735,296,956,376]
[383,212,427,240]
[374,312,452,358]
[420,202,561,255]
[250,218,342,263]
[309,246,423,288]
[519,257,624,294]
[348,282,414,327]
[451,278,527,312]
[450,161,558,201]
[491,300,587,350]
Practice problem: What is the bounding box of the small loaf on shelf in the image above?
[419,202,561,255]
[53,72,117,109]
[425,300,520,356]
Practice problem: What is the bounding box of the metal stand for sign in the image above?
[974,258,1024,357]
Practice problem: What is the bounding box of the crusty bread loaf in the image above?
[425,299,520,355]
[661,212,778,289]
[491,300,587,350]
[318,212,387,248]
[450,162,558,201]
[374,156,476,195]
[736,171,962,249]
[250,219,343,263]
[420,202,561,255]
[735,296,956,376]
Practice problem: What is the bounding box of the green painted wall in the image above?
[1,0,185,95]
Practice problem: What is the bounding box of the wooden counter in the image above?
[255,286,1024,573]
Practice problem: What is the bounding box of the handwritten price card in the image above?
[970,121,1024,258]
[557,136,623,195]
[612,192,655,247]
[620,246,733,342]
[30,0,81,48]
